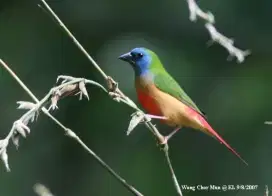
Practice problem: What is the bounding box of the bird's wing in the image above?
[153,71,207,119]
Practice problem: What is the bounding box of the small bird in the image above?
[119,47,247,165]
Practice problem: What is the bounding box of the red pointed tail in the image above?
[202,119,248,165]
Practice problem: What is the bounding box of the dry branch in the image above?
[265,185,269,196]
[0,59,143,196]
[34,183,54,196]
[186,0,250,63]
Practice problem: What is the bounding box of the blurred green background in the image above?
[0,0,272,195]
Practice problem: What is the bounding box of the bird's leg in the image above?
[144,114,168,120]
[161,126,181,144]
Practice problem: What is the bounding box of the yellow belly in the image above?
[149,86,205,131]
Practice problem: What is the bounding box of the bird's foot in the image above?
[160,127,181,145]
[160,135,171,146]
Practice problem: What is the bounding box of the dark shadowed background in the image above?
[0,0,272,195]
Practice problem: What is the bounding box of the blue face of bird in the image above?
[119,47,152,76]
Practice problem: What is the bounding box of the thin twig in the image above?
[0,59,39,102]
[34,183,54,196]
[38,2,107,80]
[38,1,183,195]
[164,146,183,196]
[264,121,272,125]
[265,185,269,196]
[186,0,250,63]
[0,60,144,196]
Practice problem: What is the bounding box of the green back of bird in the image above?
[147,49,206,118]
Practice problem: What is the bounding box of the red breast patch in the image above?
[136,88,162,116]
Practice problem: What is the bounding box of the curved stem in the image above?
[0,59,144,196]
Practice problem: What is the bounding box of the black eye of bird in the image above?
[130,52,143,59]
